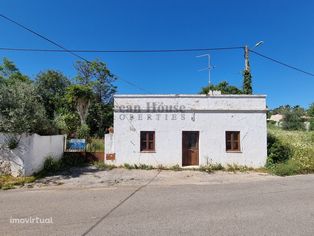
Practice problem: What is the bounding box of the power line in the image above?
[0,46,244,53]
[249,49,314,77]
[0,13,151,93]
[0,14,88,62]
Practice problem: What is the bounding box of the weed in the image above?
[0,175,36,190]
[93,161,116,171]
[169,164,182,171]
[123,163,133,169]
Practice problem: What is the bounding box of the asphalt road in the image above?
[1,174,314,236]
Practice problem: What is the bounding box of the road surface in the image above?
[0,172,313,236]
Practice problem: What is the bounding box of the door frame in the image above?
[182,131,199,166]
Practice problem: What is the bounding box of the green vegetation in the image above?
[267,126,314,176]
[169,164,182,171]
[199,163,224,173]
[0,57,116,137]
[86,138,104,152]
[93,161,116,171]
[200,81,243,95]
[123,163,154,170]
[0,175,36,190]
[242,70,252,94]
[36,153,89,177]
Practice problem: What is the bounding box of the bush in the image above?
[42,156,61,173]
[77,124,90,139]
[37,153,88,177]
[282,109,305,131]
[86,139,104,152]
[7,137,19,150]
[267,133,292,166]
[61,152,88,167]
[309,119,314,131]
[270,159,300,176]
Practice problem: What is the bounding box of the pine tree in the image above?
[243,70,252,94]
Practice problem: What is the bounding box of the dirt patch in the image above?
[19,166,279,190]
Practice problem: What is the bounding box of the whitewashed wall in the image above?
[109,95,267,168]
[0,134,65,176]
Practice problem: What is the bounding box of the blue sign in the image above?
[67,139,86,151]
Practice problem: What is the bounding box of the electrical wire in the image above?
[0,46,244,53]
[0,13,151,93]
[249,49,314,77]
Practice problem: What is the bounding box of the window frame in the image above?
[140,131,155,152]
[225,131,241,152]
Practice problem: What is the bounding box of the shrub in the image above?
[86,138,104,152]
[77,124,90,139]
[7,137,19,150]
[42,156,61,173]
[282,109,305,131]
[309,119,314,131]
[270,159,300,176]
[226,164,253,172]
[61,152,88,167]
[267,133,292,166]
[37,153,88,177]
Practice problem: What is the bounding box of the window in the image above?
[226,131,240,152]
[140,131,155,152]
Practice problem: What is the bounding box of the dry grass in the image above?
[0,175,36,190]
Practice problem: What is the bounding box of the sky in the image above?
[1,0,314,109]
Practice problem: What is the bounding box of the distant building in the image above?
[268,114,284,126]
[105,94,267,168]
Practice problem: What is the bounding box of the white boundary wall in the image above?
[0,134,65,176]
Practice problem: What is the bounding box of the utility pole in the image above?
[244,45,250,72]
[196,54,213,87]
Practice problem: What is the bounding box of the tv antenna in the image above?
[196,54,215,87]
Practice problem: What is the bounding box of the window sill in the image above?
[140,151,156,153]
[226,150,242,153]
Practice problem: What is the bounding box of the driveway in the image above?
[0,169,314,236]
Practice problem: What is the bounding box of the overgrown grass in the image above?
[267,126,314,176]
[0,175,36,190]
[123,163,154,170]
[199,163,224,173]
[93,161,116,171]
[86,138,104,152]
[35,153,89,177]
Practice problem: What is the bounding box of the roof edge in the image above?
[114,94,267,98]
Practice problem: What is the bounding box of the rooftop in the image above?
[114,94,267,98]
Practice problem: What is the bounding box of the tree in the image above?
[86,102,114,137]
[0,81,50,134]
[74,59,116,136]
[65,84,94,125]
[242,70,252,94]
[200,81,243,95]
[75,59,116,103]
[35,70,71,119]
[307,103,314,117]
[0,58,30,84]
[282,106,306,130]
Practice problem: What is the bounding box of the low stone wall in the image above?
[0,133,65,176]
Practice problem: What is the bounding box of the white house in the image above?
[105,94,267,168]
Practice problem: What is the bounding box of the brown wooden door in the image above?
[182,131,199,166]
